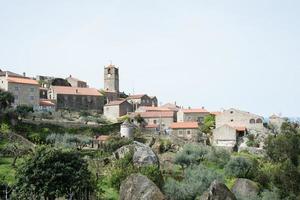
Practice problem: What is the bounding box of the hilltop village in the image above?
[0,64,298,200]
[0,64,285,151]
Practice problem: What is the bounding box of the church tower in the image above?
[104,64,119,93]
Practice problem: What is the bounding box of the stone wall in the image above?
[56,94,104,111]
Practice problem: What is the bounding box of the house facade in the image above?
[136,111,176,130]
[66,75,88,88]
[103,100,133,122]
[170,122,200,142]
[215,108,264,131]
[0,73,39,109]
[48,86,104,111]
[177,108,210,123]
[127,94,154,111]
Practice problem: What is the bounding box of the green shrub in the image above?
[159,139,172,153]
[205,147,230,168]
[103,137,133,153]
[225,156,257,179]
[140,165,164,189]
[174,144,209,169]
[164,165,223,200]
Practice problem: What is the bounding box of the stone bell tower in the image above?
[104,64,119,93]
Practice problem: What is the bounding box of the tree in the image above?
[13,147,93,199]
[15,105,34,120]
[3,142,31,167]
[200,114,215,135]
[0,90,14,110]
[174,144,209,169]
[265,121,300,166]
[225,156,257,179]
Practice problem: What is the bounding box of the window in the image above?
[230,111,234,114]
[15,86,19,91]
[187,130,191,134]
[230,119,234,122]
[256,118,263,123]
[250,119,255,124]
[153,120,157,124]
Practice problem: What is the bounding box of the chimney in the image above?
[5,72,8,78]
[23,72,26,77]
[70,75,72,77]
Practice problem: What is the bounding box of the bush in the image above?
[159,139,172,153]
[164,165,223,200]
[140,165,164,189]
[205,147,230,168]
[225,156,257,179]
[174,144,209,169]
[103,137,133,153]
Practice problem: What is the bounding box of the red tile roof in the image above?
[145,124,159,128]
[181,108,209,114]
[210,111,222,116]
[138,106,172,112]
[233,126,246,132]
[40,99,55,106]
[7,77,39,85]
[139,111,174,118]
[105,100,128,106]
[51,86,101,96]
[170,122,199,129]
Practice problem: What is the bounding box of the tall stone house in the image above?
[134,111,176,130]
[48,86,104,111]
[103,100,133,122]
[0,71,39,109]
[177,108,210,123]
[215,108,264,131]
[170,122,201,142]
[66,75,88,88]
[127,94,157,111]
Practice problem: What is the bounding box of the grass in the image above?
[0,157,17,185]
[97,178,119,200]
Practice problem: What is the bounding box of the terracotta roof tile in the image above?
[7,77,39,85]
[105,100,128,106]
[137,106,172,112]
[170,122,199,129]
[40,99,55,106]
[127,94,147,99]
[139,111,174,118]
[51,86,101,96]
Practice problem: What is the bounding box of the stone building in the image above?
[213,124,246,149]
[216,108,264,131]
[150,96,158,107]
[103,100,133,122]
[177,108,210,123]
[0,72,39,109]
[135,111,176,130]
[170,122,200,142]
[127,94,156,111]
[104,64,119,93]
[66,75,88,88]
[269,114,286,131]
[48,86,104,111]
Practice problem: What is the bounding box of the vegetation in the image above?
[200,114,215,135]
[13,147,93,199]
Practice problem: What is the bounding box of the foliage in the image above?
[2,142,31,167]
[0,123,10,134]
[103,136,133,153]
[224,156,257,179]
[13,147,93,199]
[205,147,231,168]
[159,139,172,153]
[0,90,14,110]
[15,105,34,119]
[265,130,300,166]
[164,165,223,200]
[140,165,164,189]
[46,133,92,150]
[200,114,215,135]
[174,144,209,169]
[134,114,145,124]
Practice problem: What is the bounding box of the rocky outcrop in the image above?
[114,141,159,167]
[231,178,259,198]
[119,173,165,200]
[199,180,237,200]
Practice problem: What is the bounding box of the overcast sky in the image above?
[0,0,299,117]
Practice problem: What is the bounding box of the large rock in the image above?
[120,173,165,200]
[114,141,159,167]
[231,178,259,197]
[199,180,237,200]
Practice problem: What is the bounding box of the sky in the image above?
[0,0,299,117]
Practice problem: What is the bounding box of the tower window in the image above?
[108,68,111,74]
